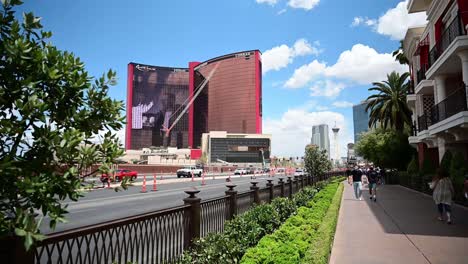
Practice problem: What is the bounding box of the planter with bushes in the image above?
[240,179,344,264]
[179,177,343,263]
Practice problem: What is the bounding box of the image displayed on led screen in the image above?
[130,65,189,149]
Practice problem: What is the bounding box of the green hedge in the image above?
[178,182,322,263]
[240,180,343,264]
[302,182,344,263]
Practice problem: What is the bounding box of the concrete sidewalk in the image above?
[330,182,468,264]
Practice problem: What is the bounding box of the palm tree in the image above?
[365,71,412,132]
[392,40,409,65]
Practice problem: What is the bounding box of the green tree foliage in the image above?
[304,145,331,177]
[392,40,409,65]
[355,129,414,170]
[440,150,453,172]
[366,71,412,132]
[449,151,468,201]
[406,155,419,175]
[0,1,125,249]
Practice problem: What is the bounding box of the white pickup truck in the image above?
[176,166,203,178]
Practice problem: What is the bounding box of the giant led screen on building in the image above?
[126,50,262,150]
[127,63,189,149]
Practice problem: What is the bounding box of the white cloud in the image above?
[351,16,376,27]
[352,1,426,40]
[309,80,346,97]
[287,0,320,11]
[332,101,354,108]
[256,0,278,6]
[284,60,327,88]
[325,44,408,84]
[277,9,287,15]
[262,39,321,73]
[315,105,329,111]
[285,44,408,88]
[263,109,350,157]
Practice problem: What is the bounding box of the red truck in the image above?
[100,169,138,182]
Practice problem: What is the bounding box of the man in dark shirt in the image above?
[368,167,378,202]
[351,167,363,200]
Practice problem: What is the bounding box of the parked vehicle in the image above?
[177,166,203,178]
[294,168,305,177]
[234,168,248,175]
[100,169,138,182]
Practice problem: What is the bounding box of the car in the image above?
[100,169,138,182]
[177,166,203,178]
[234,168,248,175]
[294,168,305,177]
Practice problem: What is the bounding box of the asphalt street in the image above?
[42,173,289,234]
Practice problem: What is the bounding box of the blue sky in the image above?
[19,0,426,157]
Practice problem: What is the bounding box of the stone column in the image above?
[434,75,447,104]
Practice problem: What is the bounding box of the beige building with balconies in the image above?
[404,0,468,167]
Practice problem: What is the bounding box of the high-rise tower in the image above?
[332,124,340,164]
[311,124,330,160]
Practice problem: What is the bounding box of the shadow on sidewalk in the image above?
[363,184,468,238]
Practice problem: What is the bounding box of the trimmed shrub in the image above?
[302,183,344,264]
[240,182,342,264]
[450,151,468,202]
[179,179,343,263]
[440,150,453,172]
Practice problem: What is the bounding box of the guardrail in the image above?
[3,171,344,264]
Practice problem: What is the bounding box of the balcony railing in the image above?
[417,113,432,132]
[430,86,468,125]
[416,64,428,84]
[428,12,467,69]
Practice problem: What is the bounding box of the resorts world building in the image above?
[126,50,263,154]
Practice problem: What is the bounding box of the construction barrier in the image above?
[141,175,147,193]
[151,174,157,192]
[201,172,206,186]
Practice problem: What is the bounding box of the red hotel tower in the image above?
[126,50,262,151]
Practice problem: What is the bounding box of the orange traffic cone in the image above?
[141,175,147,193]
[151,174,157,191]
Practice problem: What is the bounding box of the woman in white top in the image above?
[430,169,455,224]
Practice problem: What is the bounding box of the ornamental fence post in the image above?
[279,178,285,197]
[266,180,274,202]
[294,176,299,193]
[287,176,293,198]
[250,181,260,204]
[183,190,201,249]
[225,184,237,220]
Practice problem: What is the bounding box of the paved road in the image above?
[42,173,289,233]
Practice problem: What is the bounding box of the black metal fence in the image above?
[5,171,344,264]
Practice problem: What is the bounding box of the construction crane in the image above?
[161,63,220,138]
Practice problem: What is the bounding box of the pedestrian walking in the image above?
[346,167,352,185]
[351,167,363,200]
[429,168,455,224]
[367,167,378,202]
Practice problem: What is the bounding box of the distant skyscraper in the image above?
[353,101,370,143]
[311,124,330,160]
